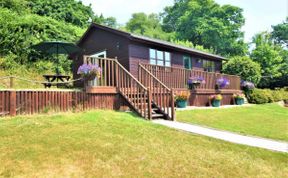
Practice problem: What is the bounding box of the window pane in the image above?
[165,61,171,67]
[183,56,191,69]
[157,51,164,60]
[150,49,156,59]
[165,52,170,61]
[150,59,156,65]
[157,60,164,66]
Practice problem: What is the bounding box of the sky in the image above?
[82,0,288,42]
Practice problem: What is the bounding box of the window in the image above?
[203,60,215,72]
[183,56,192,69]
[149,49,171,67]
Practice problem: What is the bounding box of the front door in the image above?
[88,50,107,86]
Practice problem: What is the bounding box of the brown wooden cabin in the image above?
[71,23,241,120]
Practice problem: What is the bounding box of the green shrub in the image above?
[247,88,288,104]
[247,89,269,104]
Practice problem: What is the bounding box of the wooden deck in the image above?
[0,57,241,119]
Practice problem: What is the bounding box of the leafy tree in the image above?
[271,17,288,47]
[162,0,248,56]
[250,32,284,88]
[125,12,174,41]
[223,56,261,85]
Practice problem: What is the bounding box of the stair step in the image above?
[152,113,165,119]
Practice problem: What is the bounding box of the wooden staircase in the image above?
[84,56,175,120]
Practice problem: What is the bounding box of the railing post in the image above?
[10,76,14,89]
[9,90,16,116]
[170,89,175,121]
[147,88,152,120]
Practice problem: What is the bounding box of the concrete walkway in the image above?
[153,120,288,153]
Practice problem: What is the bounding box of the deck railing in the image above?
[85,56,152,119]
[141,64,241,90]
[139,64,175,120]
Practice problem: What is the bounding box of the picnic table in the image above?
[42,74,71,88]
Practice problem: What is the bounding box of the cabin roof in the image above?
[78,23,227,61]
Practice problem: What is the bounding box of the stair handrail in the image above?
[139,64,175,120]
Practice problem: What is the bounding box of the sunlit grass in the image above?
[0,110,287,177]
[177,104,288,141]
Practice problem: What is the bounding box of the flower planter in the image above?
[188,83,200,90]
[235,98,244,105]
[211,100,221,107]
[176,100,187,108]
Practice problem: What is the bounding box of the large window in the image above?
[183,56,192,69]
[149,49,171,67]
[203,60,215,72]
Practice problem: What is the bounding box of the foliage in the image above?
[209,94,223,101]
[223,56,261,85]
[241,81,255,90]
[175,91,190,101]
[247,88,288,104]
[162,0,248,56]
[125,12,174,41]
[271,17,288,47]
[250,32,285,88]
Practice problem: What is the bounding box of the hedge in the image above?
[247,88,288,104]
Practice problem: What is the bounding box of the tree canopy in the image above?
[162,0,248,57]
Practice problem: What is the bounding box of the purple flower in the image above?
[216,78,230,88]
[77,63,102,80]
[188,76,206,85]
[241,81,255,90]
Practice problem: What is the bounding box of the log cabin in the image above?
[71,23,241,120]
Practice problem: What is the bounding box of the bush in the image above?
[223,56,262,85]
[247,88,288,104]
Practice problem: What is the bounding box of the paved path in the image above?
[153,120,288,153]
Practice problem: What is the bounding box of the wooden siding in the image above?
[129,42,222,78]
[0,90,129,117]
[72,26,130,87]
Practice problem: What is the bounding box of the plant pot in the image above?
[188,83,200,90]
[211,100,221,107]
[235,98,244,105]
[176,100,187,108]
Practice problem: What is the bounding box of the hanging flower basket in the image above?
[187,76,206,90]
[77,64,102,82]
[216,78,230,89]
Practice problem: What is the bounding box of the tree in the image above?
[271,17,288,47]
[223,56,261,85]
[250,32,284,88]
[162,0,248,57]
[125,12,174,41]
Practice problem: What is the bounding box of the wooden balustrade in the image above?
[141,63,241,90]
[139,64,175,120]
[84,56,151,119]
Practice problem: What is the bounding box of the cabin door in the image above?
[88,50,107,86]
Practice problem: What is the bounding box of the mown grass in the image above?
[0,110,287,177]
[177,104,288,141]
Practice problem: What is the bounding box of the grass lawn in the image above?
[177,104,288,141]
[0,110,287,177]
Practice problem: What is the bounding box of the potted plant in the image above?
[216,78,230,90]
[77,63,102,86]
[209,94,223,107]
[187,76,206,90]
[233,93,245,105]
[175,91,190,108]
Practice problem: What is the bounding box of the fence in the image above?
[0,90,127,117]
